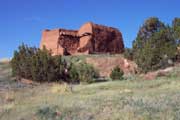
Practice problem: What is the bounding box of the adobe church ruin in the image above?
[40,22,124,55]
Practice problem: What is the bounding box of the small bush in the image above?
[36,106,63,120]
[110,66,124,80]
[68,63,80,83]
[68,62,99,84]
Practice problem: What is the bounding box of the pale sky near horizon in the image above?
[0,0,180,58]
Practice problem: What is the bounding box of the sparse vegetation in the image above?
[110,66,124,80]
[69,62,99,84]
[0,61,180,120]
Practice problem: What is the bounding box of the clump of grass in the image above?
[110,66,124,80]
[51,83,72,94]
[36,106,62,120]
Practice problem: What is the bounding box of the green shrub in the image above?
[68,62,99,84]
[68,63,80,83]
[110,66,124,80]
[11,44,67,82]
[11,44,99,84]
[11,44,38,79]
[36,106,63,120]
[78,63,99,83]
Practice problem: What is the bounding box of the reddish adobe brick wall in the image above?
[40,22,125,55]
[40,29,64,55]
[77,22,124,54]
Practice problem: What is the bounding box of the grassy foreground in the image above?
[0,62,180,120]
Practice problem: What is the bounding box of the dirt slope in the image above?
[85,55,137,77]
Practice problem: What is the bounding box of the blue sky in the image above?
[0,0,180,58]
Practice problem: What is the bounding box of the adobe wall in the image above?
[77,22,124,54]
[59,30,79,55]
[77,22,93,53]
[92,23,124,53]
[40,29,79,55]
[40,29,63,55]
[40,22,125,55]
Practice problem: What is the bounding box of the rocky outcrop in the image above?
[143,67,174,80]
[40,22,124,55]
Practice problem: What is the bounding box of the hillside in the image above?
[0,60,180,120]
[63,54,137,77]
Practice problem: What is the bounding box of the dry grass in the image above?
[0,61,180,120]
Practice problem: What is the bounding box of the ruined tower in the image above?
[40,22,124,55]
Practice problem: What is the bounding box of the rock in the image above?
[144,72,157,80]
[20,78,38,85]
[144,67,174,80]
